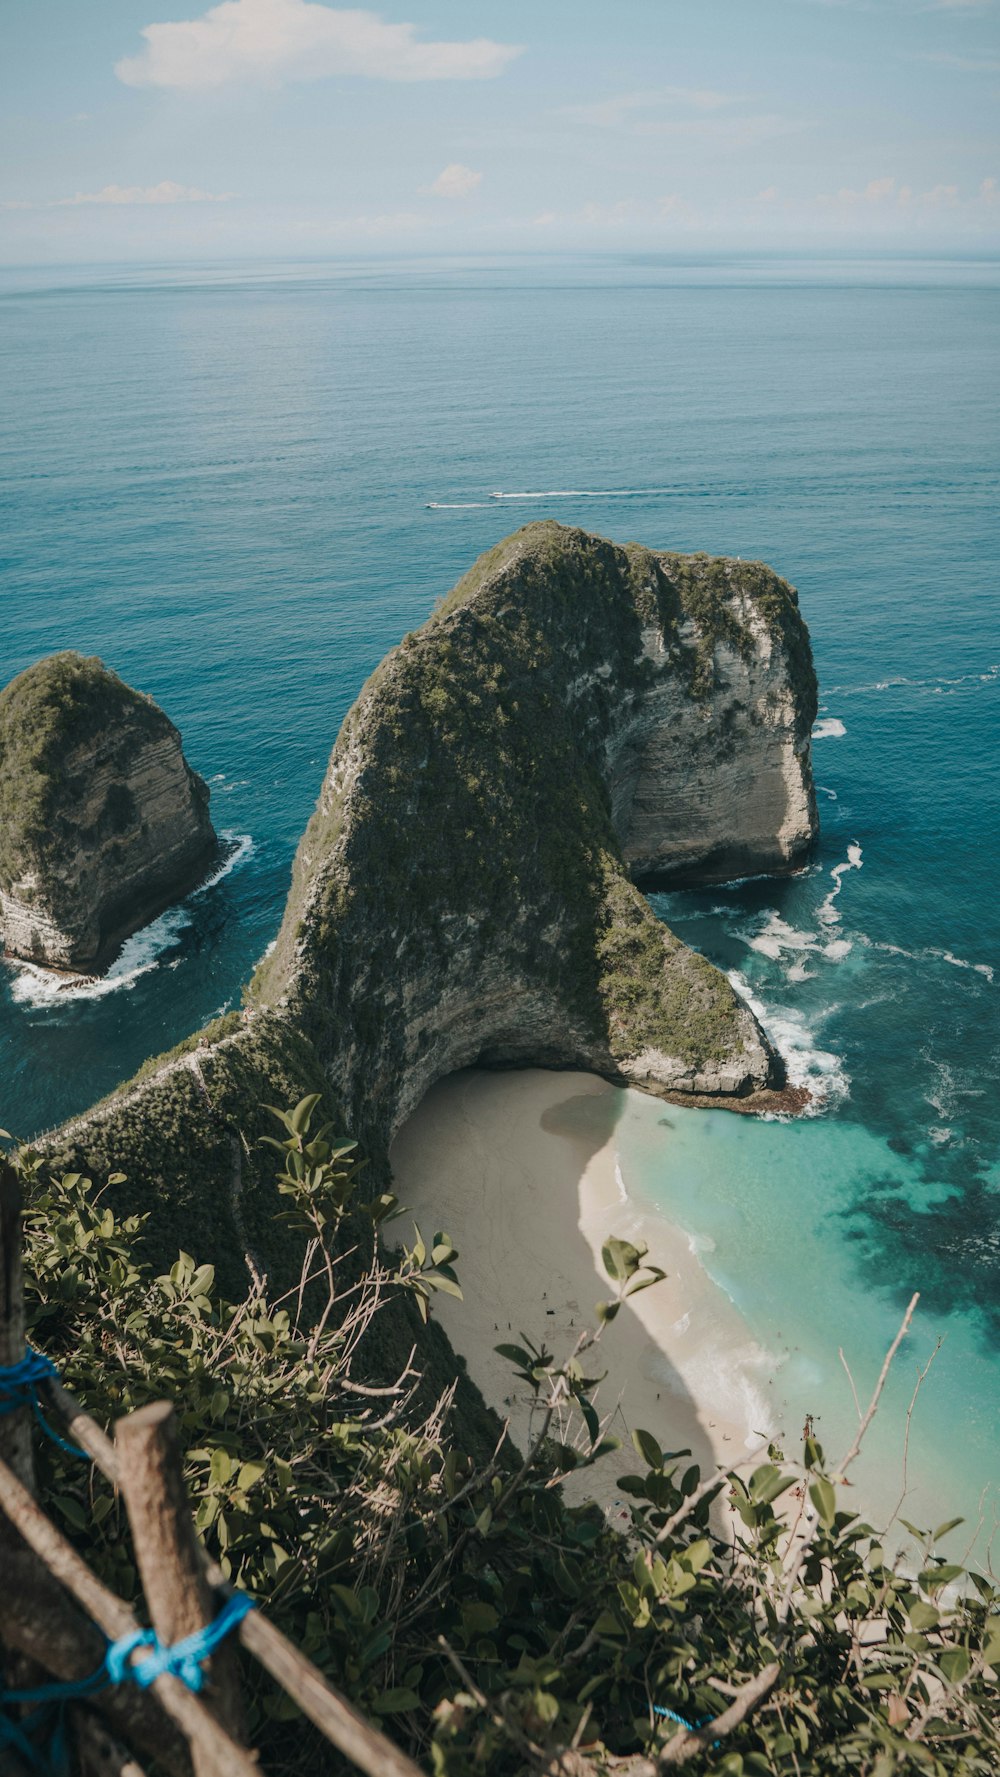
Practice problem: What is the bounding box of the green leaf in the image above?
[289,1094,322,1134]
[933,1517,965,1541]
[750,1463,793,1506]
[624,1267,667,1296]
[372,1688,420,1715]
[494,1343,533,1366]
[918,1564,963,1592]
[809,1478,837,1527]
[595,1299,620,1324]
[938,1647,971,1685]
[602,1236,644,1283]
[632,1428,663,1470]
[908,1600,940,1631]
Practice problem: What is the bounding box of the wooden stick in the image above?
[0,1554,190,1777]
[0,1162,32,1498]
[115,1401,246,1773]
[41,1382,426,1777]
[0,1453,259,1777]
[0,1161,42,1743]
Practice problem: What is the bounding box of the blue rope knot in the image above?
[0,1346,60,1413]
[0,1345,88,1459]
[105,1591,254,1692]
[2,1592,254,1773]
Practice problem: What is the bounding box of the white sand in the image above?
[389,1068,772,1518]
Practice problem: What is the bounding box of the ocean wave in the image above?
[921,1051,985,1121]
[816,784,839,801]
[817,842,863,927]
[812,717,846,740]
[827,664,999,698]
[748,911,853,972]
[861,934,994,984]
[425,501,492,509]
[6,833,253,1009]
[728,968,850,1111]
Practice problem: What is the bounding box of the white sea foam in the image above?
[817,842,863,926]
[488,488,674,500]
[863,934,994,983]
[748,911,853,970]
[425,501,492,509]
[6,833,253,1009]
[729,968,850,1111]
[816,784,839,801]
[812,717,846,739]
[922,1051,985,1121]
[613,1158,629,1205]
[828,664,999,698]
[929,948,995,983]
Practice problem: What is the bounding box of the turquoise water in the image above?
[1,254,997,1531]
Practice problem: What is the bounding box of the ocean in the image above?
[1,252,997,1538]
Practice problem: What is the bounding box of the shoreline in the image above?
[389,1067,776,1518]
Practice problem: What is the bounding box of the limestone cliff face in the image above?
[44,526,818,1278]
[0,653,218,972]
[610,554,817,887]
[254,524,818,1144]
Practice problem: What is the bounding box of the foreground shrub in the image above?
[11,1101,1000,1775]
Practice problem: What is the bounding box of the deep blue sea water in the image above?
[1,253,997,1535]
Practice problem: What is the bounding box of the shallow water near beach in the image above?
[1,252,997,1534]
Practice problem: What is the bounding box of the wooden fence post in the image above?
[0,1162,32,1499]
[115,1402,246,1777]
[1,1159,38,1777]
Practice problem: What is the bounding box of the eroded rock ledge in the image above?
[0,652,218,972]
[43,525,818,1281]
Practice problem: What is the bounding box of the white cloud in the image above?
[424,163,482,199]
[819,174,899,205]
[54,181,232,206]
[115,0,521,89]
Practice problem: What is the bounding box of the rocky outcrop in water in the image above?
[0,652,218,972]
[44,525,818,1284]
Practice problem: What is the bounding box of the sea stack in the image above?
[0,651,218,972]
[258,521,819,1130]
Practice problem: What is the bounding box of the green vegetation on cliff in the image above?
[0,652,169,882]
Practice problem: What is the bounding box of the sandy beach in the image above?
[390,1068,772,1518]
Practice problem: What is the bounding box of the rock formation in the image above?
[0,651,218,972]
[44,525,818,1284]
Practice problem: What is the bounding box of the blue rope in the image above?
[1,1592,254,1772]
[0,1346,88,1460]
[654,1703,719,1747]
[105,1592,255,1692]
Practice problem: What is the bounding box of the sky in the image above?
[2,0,999,262]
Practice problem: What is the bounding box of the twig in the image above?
[653,1446,767,1546]
[884,1338,942,1535]
[838,1294,919,1477]
[657,1662,781,1767]
[838,1347,862,1423]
